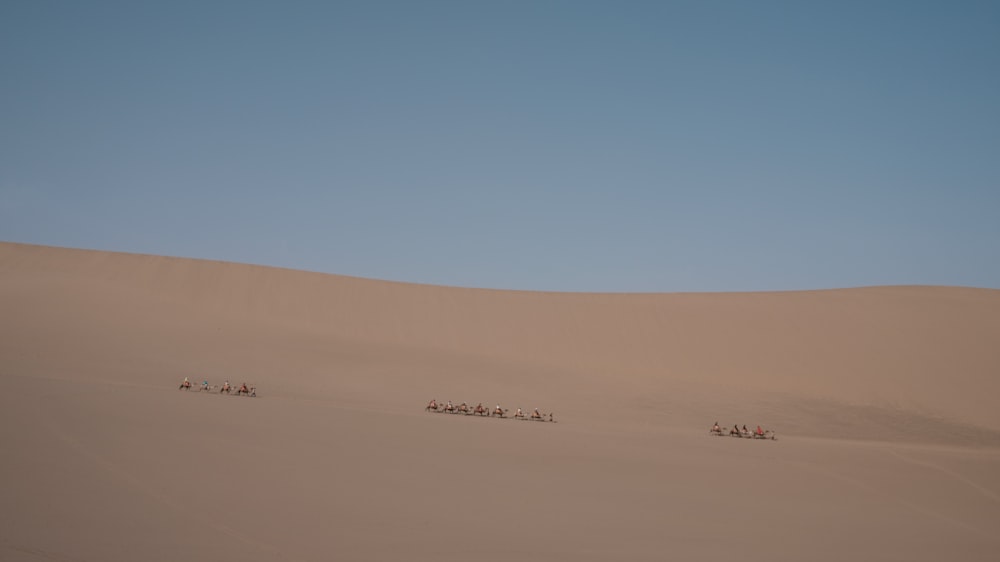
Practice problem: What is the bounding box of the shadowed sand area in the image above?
[2,241,999,561]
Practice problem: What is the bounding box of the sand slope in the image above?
[2,241,999,561]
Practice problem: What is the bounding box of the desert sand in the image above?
[2,241,999,561]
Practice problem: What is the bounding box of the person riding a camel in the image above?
[427,399,438,410]
[756,425,764,436]
[494,404,503,415]
[180,377,191,389]
[201,380,209,390]
[515,408,524,418]
[711,421,722,434]
[239,382,249,394]
[532,408,542,420]
[446,400,454,412]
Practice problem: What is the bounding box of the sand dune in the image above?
[2,241,999,561]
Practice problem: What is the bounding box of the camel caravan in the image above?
[178,377,256,397]
[426,400,555,423]
[710,421,776,440]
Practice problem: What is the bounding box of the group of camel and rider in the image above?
[426,399,550,421]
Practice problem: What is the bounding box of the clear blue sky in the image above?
[2,1,998,292]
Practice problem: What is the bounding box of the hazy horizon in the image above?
[6,239,1000,294]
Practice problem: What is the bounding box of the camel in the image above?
[523,409,555,422]
[179,379,192,390]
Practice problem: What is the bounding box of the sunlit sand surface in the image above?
[2,242,998,561]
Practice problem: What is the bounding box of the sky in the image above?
[2,1,998,292]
